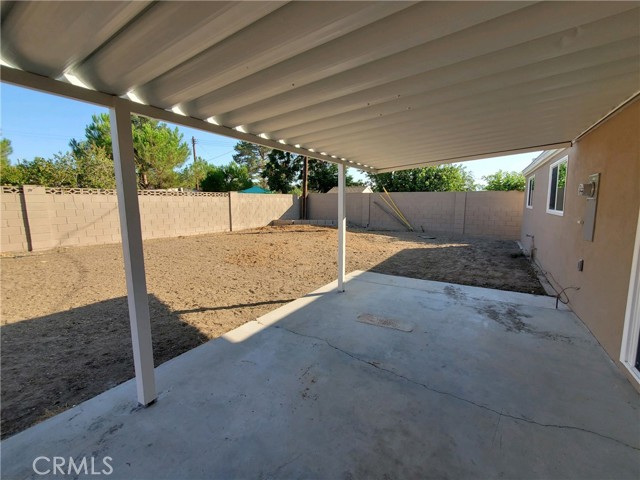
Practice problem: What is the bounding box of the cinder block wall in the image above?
[139,194,229,239]
[1,188,29,252]
[230,193,300,231]
[48,189,121,248]
[308,191,523,239]
[0,187,299,253]
[464,191,524,239]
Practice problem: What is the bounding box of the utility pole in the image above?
[191,136,198,190]
[302,156,308,219]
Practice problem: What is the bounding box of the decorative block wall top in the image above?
[39,187,230,197]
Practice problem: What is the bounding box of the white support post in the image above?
[337,163,346,292]
[110,99,157,406]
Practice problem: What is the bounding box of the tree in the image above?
[232,141,271,186]
[262,150,303,193]
[368,164,476,192]
[75,143,116,189]
[307,160,360,193]
[179,156,212,190]
[0,138,23,185]
[1,138,13,165]
[15,154,78,187]
[71,113,190,189]
[200,162,252,192]
[482,170,526,191]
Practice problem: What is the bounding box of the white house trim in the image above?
[546,156,569,217]
[526,175,535,209]
[522,148,568,177]
[620,207,640,387]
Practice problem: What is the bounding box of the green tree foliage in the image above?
[1,138,13,165]
[368,164,476,192]
[71,113,190,189]
[0,138,23,185]
[232,141,271,186]
[262,150,362,193]
[1,137,116,188]
[200,162,252,192]
[178,156,212,190]
[307,160,360,193]
[262,150,302,193]
[75,143,116,189]
[15,154,78,187]
[482,170,526,191]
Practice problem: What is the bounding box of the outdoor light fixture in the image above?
[62,72,91,90]
[171,105,186,116]
[234,125,247,133]
[278,139,286,144]
[205,117,219,125]
[0,56,16,68]
[259,133,269,139]
[294,144,301,148]
[125,91,145,104]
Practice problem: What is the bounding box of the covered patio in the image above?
[2,1,639,477]
[3,272,639,478]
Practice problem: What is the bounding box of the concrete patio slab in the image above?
[2,271,639,479]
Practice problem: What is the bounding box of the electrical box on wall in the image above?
[580,173,600,242]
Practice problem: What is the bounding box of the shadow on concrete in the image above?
[173,299,297,315]
[3,272,638,480]
[0,295,207,439]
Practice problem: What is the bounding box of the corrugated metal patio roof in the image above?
[1,1,639,172]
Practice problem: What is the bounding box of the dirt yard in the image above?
[1,225,544,438]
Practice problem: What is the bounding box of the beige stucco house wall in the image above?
[520,99,639,386]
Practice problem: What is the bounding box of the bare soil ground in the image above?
[1,225,544,438]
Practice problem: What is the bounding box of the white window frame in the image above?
[526,175,535,209]
[546,156,568,216]
[620,208,640,387]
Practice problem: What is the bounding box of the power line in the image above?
[206,150,234,162]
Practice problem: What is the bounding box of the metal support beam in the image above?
[110,99,157,406]
[302,156,308,220]
[0,66,369,174]
[337,163,346,292]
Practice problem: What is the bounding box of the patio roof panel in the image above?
[1,1,638,171]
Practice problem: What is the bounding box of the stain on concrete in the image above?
[444,285,466,302]
[480,304,531,333]
[357,313,414,332]
[299,366,319,401]
[478,304,574,344]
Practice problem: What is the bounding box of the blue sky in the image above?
[1,83,538,184]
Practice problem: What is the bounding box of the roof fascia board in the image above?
[375,142,571,173]
[522,148,568,176]
[573,90,640,143]
[0,66,376,173]
[521,92,640,176]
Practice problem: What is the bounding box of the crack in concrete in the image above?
[272,324,640,452]
[262,453,301,479]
